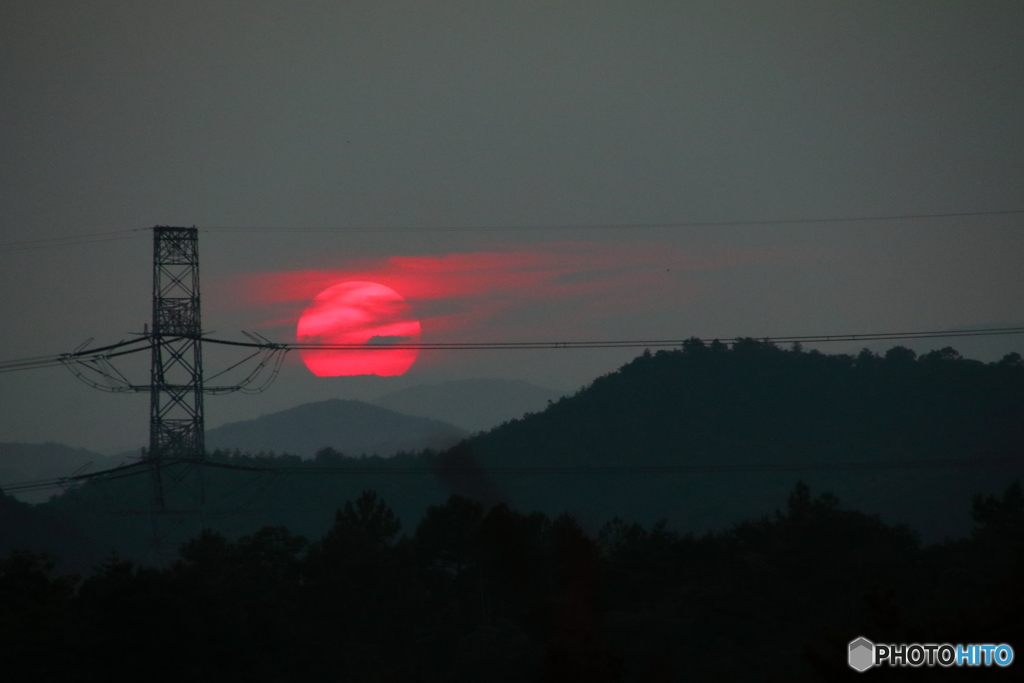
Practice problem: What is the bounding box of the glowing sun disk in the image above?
[296,281,420,376]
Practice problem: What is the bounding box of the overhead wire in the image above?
[0,459,152,494]
[200,325,1024,352]
[201,208,1024,234]
[3,325,1022,376]
[0,229,148,254]
[0,337,152,374]
[1,208,1021,255]
[4,454,1018,496]
[191,456,1022,476]
[204,347,289,394]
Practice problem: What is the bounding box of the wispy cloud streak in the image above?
[223,241,810,339]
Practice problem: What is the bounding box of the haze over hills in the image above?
[204,398,467,458]
[1,378,562,503]
[370,378,567,433]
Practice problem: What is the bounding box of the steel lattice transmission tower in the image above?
[148,226,205,512]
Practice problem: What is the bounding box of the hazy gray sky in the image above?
[2,1,1022,452]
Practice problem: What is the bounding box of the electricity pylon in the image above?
[147,226,205,520]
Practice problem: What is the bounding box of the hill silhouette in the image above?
[444,341,1024,539]
[204,399,467,458]
[371,378,566,433]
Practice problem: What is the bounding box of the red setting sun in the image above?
[295,281,421,376]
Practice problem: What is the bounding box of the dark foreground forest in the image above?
[2,483,1022,681]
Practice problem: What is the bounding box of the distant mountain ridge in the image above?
[205,399,467,458]
[371,378,567,433]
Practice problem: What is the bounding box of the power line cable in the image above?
[190,456,1023,476]
[3,326,1022,375]
[4,455,1018,495]
[0,337,152,374]
[0,229,147,254]
[3,208,1020,254]
[200,325,1024,352]
[202,208,1024,234]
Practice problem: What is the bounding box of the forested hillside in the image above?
[454,341,1024,539]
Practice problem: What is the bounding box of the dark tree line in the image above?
[3,482,1022,681]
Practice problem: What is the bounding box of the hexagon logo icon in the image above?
[849,637,875,672]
